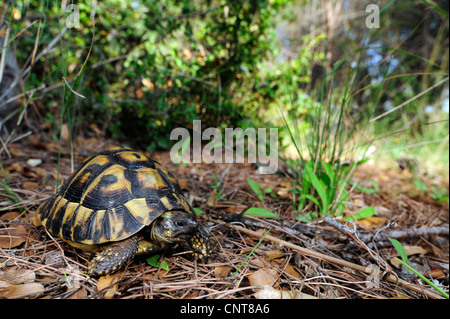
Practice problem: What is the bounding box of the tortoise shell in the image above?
[37,146,194,245]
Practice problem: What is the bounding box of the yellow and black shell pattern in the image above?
[37,146,194,245]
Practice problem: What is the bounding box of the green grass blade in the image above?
[395,258,449,299]
[244,207,278,218]
[231,228,272,280]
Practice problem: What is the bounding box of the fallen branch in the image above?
[359,225,449,242]
[324,215,449,242]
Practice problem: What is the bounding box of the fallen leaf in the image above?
[265,250,284,260]
[357,216,389,227]
[284,264,301,279]
[1,268,36,284]
[214,265,233,277]
[97,271,123,299]
[177,178,188,190]
[390,245,428,267]
[248,268,278,288]
[254,285,317,299]
[5,162,24,174]
[0,212,22,220]
[0,281,14,296]
[424,268,446,279]
[403,245,428,255]
[0,224,28,248]
[22,181,40,190]
[1,282,45,298]
[68,286,88,299]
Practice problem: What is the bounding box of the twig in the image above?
[324,216,393,275]
[225,222,444,299]
[359,225,449,242]
[62,77,85,99]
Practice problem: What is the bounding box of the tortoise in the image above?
[35,145,211,276]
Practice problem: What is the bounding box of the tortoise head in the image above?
[151,210,211,261]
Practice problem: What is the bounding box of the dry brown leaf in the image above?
[177,178,188,190]
[357,216,389,227]
[0,212,22,220]
[214,265,233,277]
[0,280,14,296]
[248,268,278,288]
[254,285,317,299]
[1,268,36,284]
[284,264,301,279]
[97,271,123,299]
[0,224,28,248]
[424,268,446,279]
[1,282,45,298]
[265,250,284,260]
[403,245,428,255]
[68,286,88,299]
[5,162,24,174]
[22,181,40,190]
[390,245,428,267]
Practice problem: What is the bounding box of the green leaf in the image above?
[343,206,375,221]
[295,211,318,223]
[193,207,205,215]
[304,165,328,212]
[247,178,264,202]
[304,194,321,210]
[322,161,335,186]
[244,207,278,218]
[388,238,408,265]
[146,255,169,270]
[413,178,428,192]
[352,181,379,194]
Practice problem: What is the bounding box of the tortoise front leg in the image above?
[88,235,139,276]
[136,239,172,255]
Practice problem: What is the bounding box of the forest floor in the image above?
[0,131,448,299]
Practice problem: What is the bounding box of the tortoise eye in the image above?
[175,220,185,228]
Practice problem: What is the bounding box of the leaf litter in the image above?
[0,135,448,299]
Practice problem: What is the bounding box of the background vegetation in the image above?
[1,0,448,213]
[0,0,448,300]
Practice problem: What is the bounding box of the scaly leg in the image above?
[88,235,139,276]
